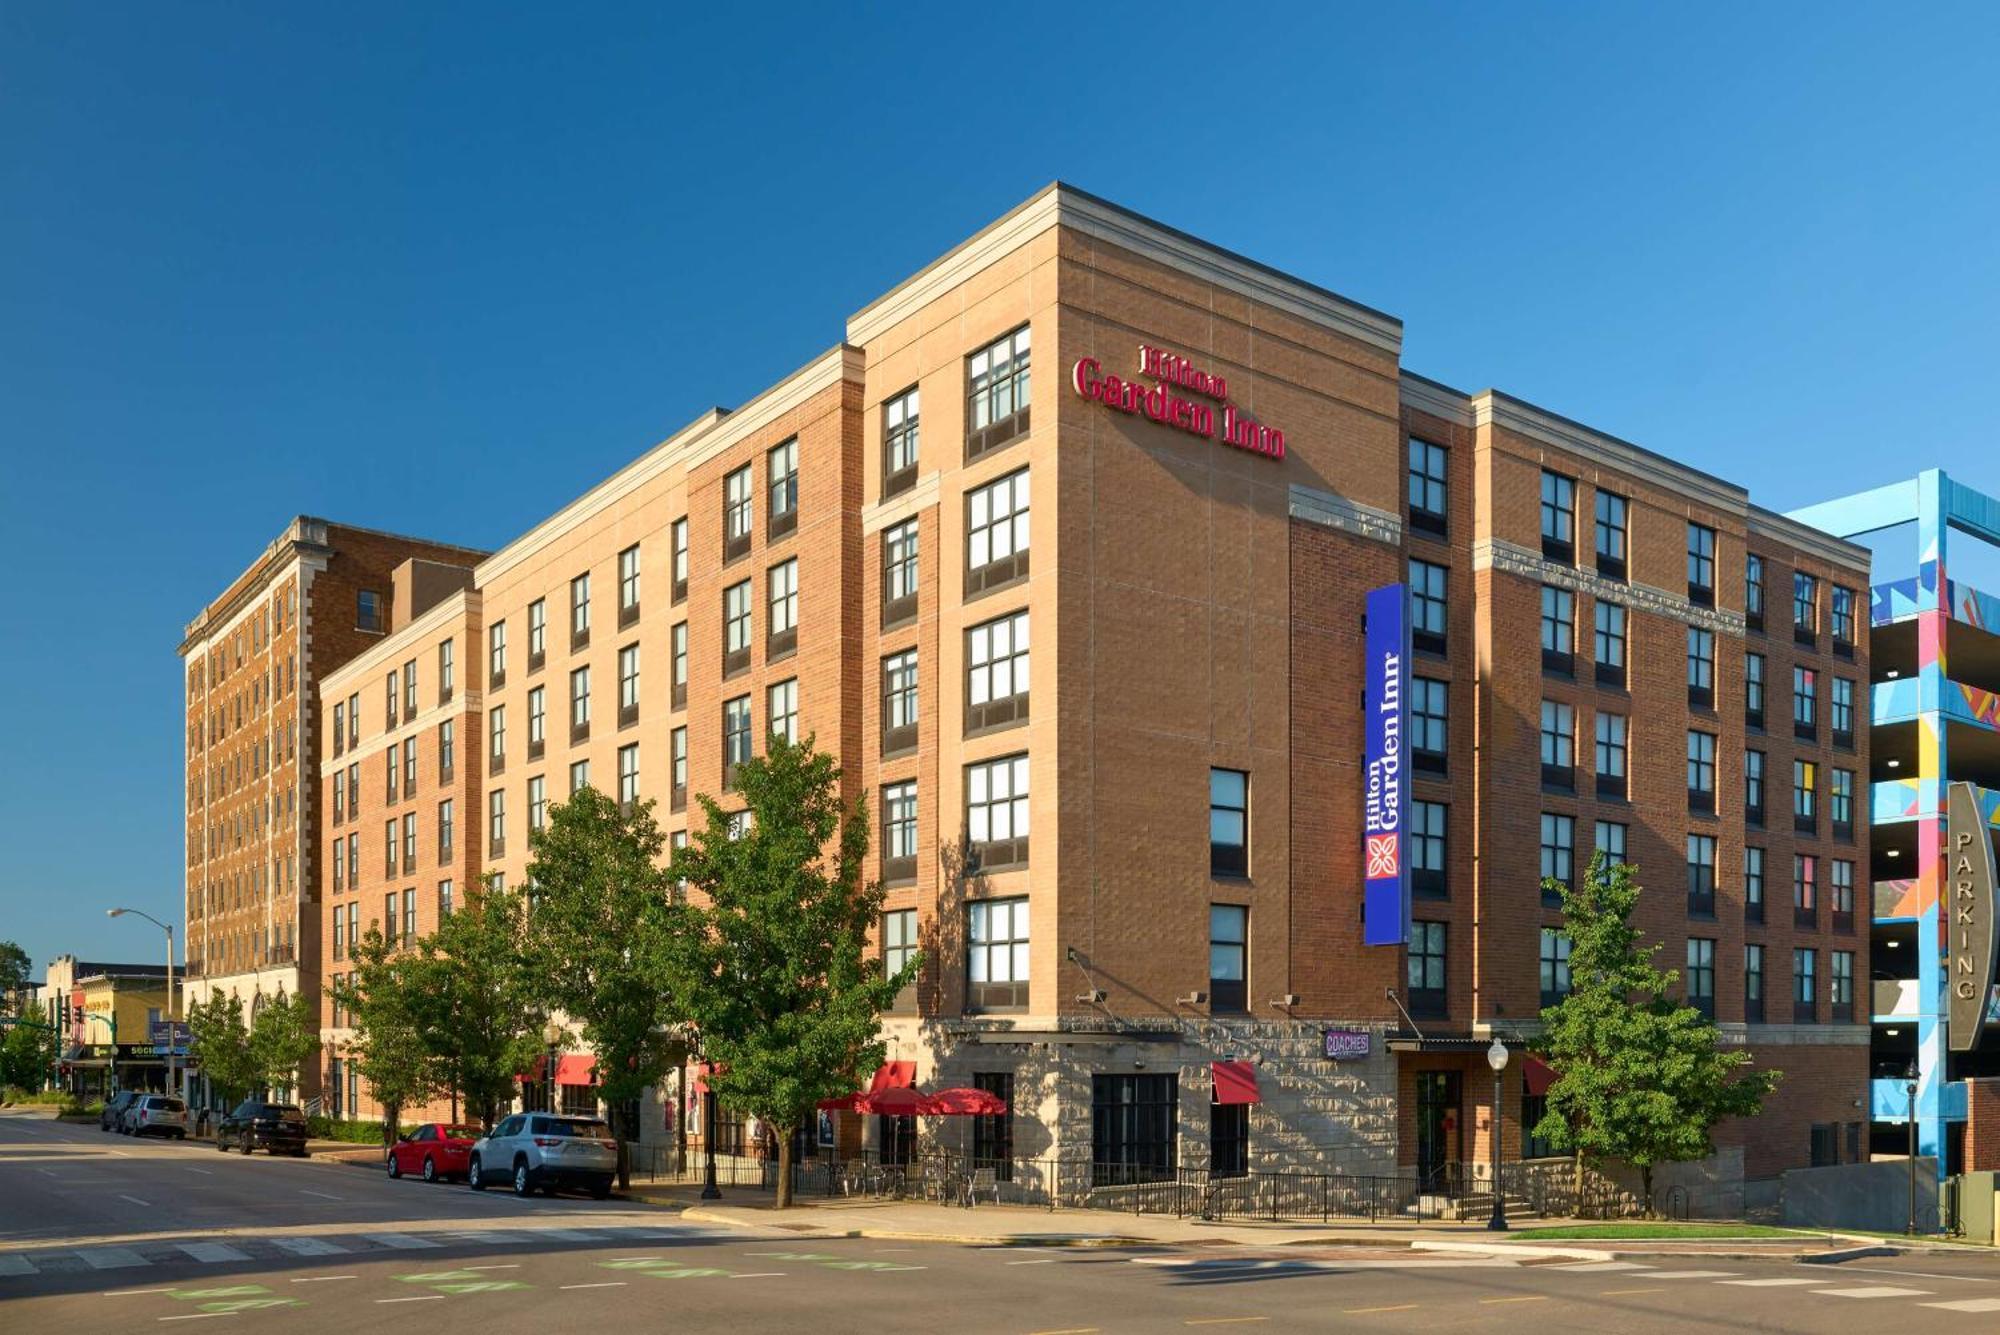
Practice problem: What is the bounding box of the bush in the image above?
[1,1087,68,1105]
[307,1115,392,1145]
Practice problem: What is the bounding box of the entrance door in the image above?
[1414,1071,1461,1191]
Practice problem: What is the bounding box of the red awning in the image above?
[1524,1056,1555,1097]
[522,1055,548,1083]
[1212,1060,1261,1106]
[691,1061,720,1095]
[869,1061,917,1092]
[921,1087,1007,1116]
[816,1092,859,1112]
[556,1054,597,1086]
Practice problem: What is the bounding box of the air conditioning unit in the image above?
[1176,990,1208,1007]
[1075,989,1107,1005]
[1274,993,1301,1007]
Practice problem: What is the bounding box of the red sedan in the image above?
[386,1123,483,1183]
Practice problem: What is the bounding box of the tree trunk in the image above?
[384,1102,401,1158]
[675,1067,687,1176]
[614,1100,631,1191]
[1573,1151,1586,1217]
[1640,1164,1654,1219]
[775,1123,794,1208]
[450,1088,459,1123]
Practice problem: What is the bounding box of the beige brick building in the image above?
[272,184,1869,1190]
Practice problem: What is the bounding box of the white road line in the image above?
[363,1233,440,1250]
[77,1247,150,1269]
[377,1294,445,1303]
[177,1242,250,1264]
[1008,1258,1059,1265]
[463,1264,520,1271]
[1718,1278,1820,1287]
[270,1238,348,1256]
[730,1272,787,1279]
[290,1275,358,1283]
[1813,1287,1935,1299]
[1870,1268,2000,1284]
[159,1314,234,1322]
[104,1286,176,1296]
[1549,1261,1655,1272]
[1924,1299,2000,1312]
[561,1282,628,1290]
[1643,1270,1740,1279]
[185,1168,213,1176]
[298,1189,342,1200]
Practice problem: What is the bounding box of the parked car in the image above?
[216,1100,308,1156]
[466,1112,616,1198]
[387,1123,482,1183]
[100,1090,142,1132]
[124,1094,189,1139]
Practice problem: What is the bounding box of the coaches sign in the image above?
[1362,584,1410,946]
[1949,780,1998,1052]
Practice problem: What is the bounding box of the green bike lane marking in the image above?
[397,1269,530,1294]
[167,1282,304,1314]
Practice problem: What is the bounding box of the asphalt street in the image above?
[9,1111,2000,1331]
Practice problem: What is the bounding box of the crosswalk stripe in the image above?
[178,1242,250,1264]
[76,1247,149,1270]
[1924,1299,2000,1313]
[1813,1287,1934,1299]
[270,1238,349,1257]
[534,1229,605,1242]
[1718,1278,1819,1287]
[363,1233,440,1250]
[1549,1261,1654,1273]
[1644,1271,1740,1279]
[0,1255,36,1277]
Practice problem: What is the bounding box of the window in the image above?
[723,580,752,676]
[967,896,1029,1010]
[966,467,1030,596]
[1594,491,1628,578]
[967,325,1031,459]
[1594,712,1627,800]
[332,903,345,954]
[767,437,799,538]
[671,621,688,711]
[1687,730,1716,813]
[386,670,399,730]
[527,686,546,760]
[1832,585,1856,653]
[1594,601,1626,688]
[1793,666,1818,740]
[671,516,689,603]
[1794,948,1817,1022]
[1794,760,1817,835]
[403,736,418,797]
[1831,768,1854,839]
[723,696,752,788]
[670,726,687,811]
[1746,749,1766,826]
[528,776,546,834]
[618,545,641,627]
[333,702,345,756]
[1409,559,1447,655]
[439,880,454,918]
[1745,846,1766,924]
[1745,943,1765,1022]
[883,386,920,497]
[1746,553,1765,631]
[1092,1073,1177,1185]
[1687,523,1716,603]
[1794,852,1819,927]
[1686,938,1716,1017]
[402,886,417,943]
[403,660,418,718]
[1408,438,1448,534]
[882,781,917,884]
[1831,858,1855,930]
[1595,820,1627,865]
[332,768,345,823]
[1209,905,1248,1012]
[767,558,799,658]
[617,744,639,809]
[967,609,1030,732]
[1686,626,1714,708]
[1540,471,1575,561]
[1794,571,1818,643]
[570,667,591,742]
[883,907,918,1008]
[383,817,398,876]
[347,832,358,887]
[570,572,591,650]
[348,692,359,747]
[883,518,919,628]
[1746,651,1766,729]
[438,799,454,862]
[1411,800,1447,899]
[1831,950,1855,1021]
[1540,928,1572,1008]
[966,753,1030,870]
[489,620,507,688]
[1210,1091,1248,1180]
[1832,677,1854,747]
[1687,834,1717,917]
[525,598,547,671]
[618,645,640,728]
[1540,585,1574,675]
[1540,813,1574,907]
[489,705,506,773]
[438,638,454,703]
[1539,700,1574,789]
[768,678,798,745]
[357,589,383,632]
[1407,921,1446,1017]
[1411,678,1448,776]
[724,464,753,561]
[882,650,918,756]
[1210,769,1249,878]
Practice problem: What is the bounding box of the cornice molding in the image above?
[1289,484,1402,547]
[862,471,942,537]
[1474,392,1749,519]
[1749,505,1871,574]
[1474,538,1748,635]
[1399,373,1475,429]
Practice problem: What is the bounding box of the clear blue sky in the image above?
[3,3,1996,973]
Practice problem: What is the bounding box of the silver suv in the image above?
[467,1113,616,1199]
[125,1095,189,1139]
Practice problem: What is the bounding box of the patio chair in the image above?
[963,1166,999,1207]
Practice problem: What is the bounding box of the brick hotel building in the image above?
[185,184,1876,1188]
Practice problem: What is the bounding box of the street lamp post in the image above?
[1486,1037,1510,1232]
[1907,1075,1920,1236]
[700,1058,721,1201]
[542,1020,562,1117]
[108,908,179,1101]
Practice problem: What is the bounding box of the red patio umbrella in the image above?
[919,1087,1007,1116]
[853,1084,929,1116]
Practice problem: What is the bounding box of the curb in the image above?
[1800,1245,1903,1264]
[679,1208,1151,1249]
[1411,1240,1617,1262]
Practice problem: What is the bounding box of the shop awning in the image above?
[556,1054,597,1086]
[1523,1056,1555,1097]
[522,1055,548,1083]
[870,1061,916,1091]
[1212,1060,1261,1105]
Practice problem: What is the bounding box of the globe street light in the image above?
[108,908,179,1101]
[1486,1037,1510,1232]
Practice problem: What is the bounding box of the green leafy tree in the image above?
[0,941,32,1008]
[187,991,259,1107]
[525,786,690,1187]
[330,927,439,1146]
[249,991,321,1101]
[668,737,916,1207]
[1535,851,1782,1210]
[409,881,544,1130]
[0,1018,56,1089]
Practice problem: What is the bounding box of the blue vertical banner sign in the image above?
[1362,583,1410,946]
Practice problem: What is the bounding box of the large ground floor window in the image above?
[1092,1072,1177,1186]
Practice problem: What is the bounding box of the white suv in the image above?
[125,1095,189,1139]
[467,1113,616,1199]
